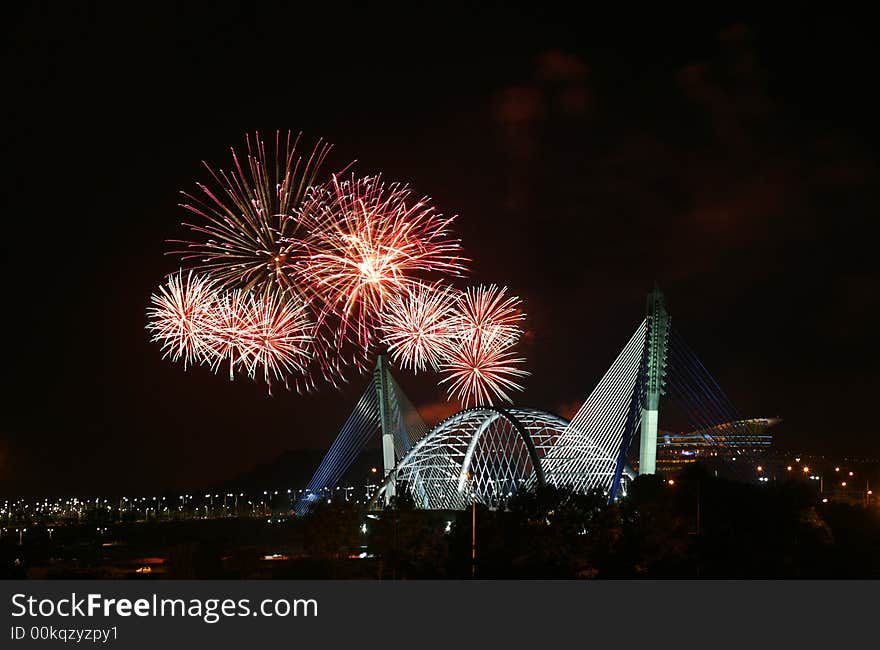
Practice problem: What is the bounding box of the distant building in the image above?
[654,417,780,472]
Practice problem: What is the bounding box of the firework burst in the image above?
[434,283,529,407]
[438,328,530,408]
[449,284,524,346]
[238,289,314,389]
[170,131,334,293]
[200,289,251,380]
[150,132,535,399]
[146,271,217,368]
[296,174,469,361]
[199,288,315,390]
[380,282,460,373]
[148,274,315,392]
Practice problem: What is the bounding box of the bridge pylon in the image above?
[294,355,429,515]
[638,287,670,475]
[374,354,397,506]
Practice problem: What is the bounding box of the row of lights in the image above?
[1,483,380,523]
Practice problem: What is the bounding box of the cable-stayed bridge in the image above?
[296,288,770,513]
[294,356,429,515]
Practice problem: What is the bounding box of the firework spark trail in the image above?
[169,131,334,293]
[200,288,316,389]
[380,282,460,373]
[449,284,524,347]
[295,174,469,364]
[146,271,217,369]
[438,327,530,408]
[238,289,314,389]
[434,284,530,407]
[201,289,250,380]
[163,131,361,391]
[148,273,315,392]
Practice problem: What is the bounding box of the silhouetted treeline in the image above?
[300,464,880,578]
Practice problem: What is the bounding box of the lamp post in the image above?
[471,496,476,579]
[463,471,476,578]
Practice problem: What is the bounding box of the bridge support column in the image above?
[639,287,669,476]
[639,408,658,475]
[375,355,396,506]
[382,433,396,504]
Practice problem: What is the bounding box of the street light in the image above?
[460,470,477,578]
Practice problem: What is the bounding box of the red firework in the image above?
[450,284,524,347]
[438,327,530,408]
[146,271,217,369]
[151,133,507,396]
[201,289,251,380]
[197,288,315,391]
[296,174,469,364]
[380,282,460,373]
[436,283,529,407]
[170,131,334,293]
[238,289,314,389]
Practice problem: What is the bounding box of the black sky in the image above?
[3,4,879,495]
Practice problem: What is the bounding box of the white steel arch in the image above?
[375,407,608,510]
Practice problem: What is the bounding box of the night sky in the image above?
[3,4,878,496]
